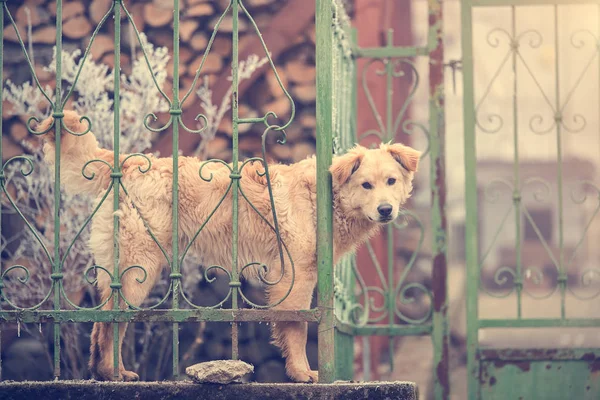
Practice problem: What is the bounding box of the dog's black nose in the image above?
[377,204,393,218]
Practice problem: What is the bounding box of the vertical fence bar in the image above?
[384,29,396,374]
[333,18,354,380]
[461,1,480,399]
[112,0,122,379]
[334,24,357,381]
[429,1,449,398]
[230,0,240,361]
[350,27,358,149]
[171,0,181,376]
[0,0,4,382]
[52,0,64,380]
[554,5,567,319]
[510,7,523,319]
[316,0,335,384]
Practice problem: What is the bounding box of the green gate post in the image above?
[461,1,479,398]
[335,257,356,380]
[334,25,358,382]
[316,0,336,384]
[429,1,450,398]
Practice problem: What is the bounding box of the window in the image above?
[524,208,553,243]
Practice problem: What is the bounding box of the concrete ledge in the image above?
[0,380,418,400]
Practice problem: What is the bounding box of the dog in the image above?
[38,110,420,383]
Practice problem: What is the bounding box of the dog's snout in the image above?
[377,204,393,218]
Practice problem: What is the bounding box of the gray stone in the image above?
[185,360,254,384]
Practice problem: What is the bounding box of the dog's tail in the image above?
[39,110,114,197]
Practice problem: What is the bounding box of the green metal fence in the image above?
[0,0,335,383]
[331,0,449,398]
[462,0,600,398]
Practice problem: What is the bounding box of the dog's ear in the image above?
[35,110,87,142]
[384,143,421,172]
[330,146,365,185]
[36,115,56,141]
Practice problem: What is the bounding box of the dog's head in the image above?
[330,142,421,224]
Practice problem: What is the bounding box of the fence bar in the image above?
[333,21,356,381]
[336,322,433,336]
[230,0,241,362]
[460,0,481,399]
[171,0,182,377]
[385,30,396,374]
[354,46,431,59]
[553,5,567,319]
[111,0,123,380]
[0,0,4,382]
[429,0,449,398]
[509,7,524,319]
[316,0,335,384]
[472,0,600,5]
[53,0,64,379]
[480,318,600,328]
[0,309,321,323]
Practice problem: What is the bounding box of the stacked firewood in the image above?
[2,0,318,163]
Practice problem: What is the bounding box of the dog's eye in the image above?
[362,182,373,190]
[387,178,396,186]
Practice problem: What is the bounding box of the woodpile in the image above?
[2,0,318,165]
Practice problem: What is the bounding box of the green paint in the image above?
[472,0,600,5]
[230,0,240,362]
[355,46,431,59]
[461,0,480,397]
[334,331,354,380]
[171,0,181,376]
[336,322,433,337]
[0,309,321,324]
[553,5,567,320]
[481,359,600,400]
[112,0,122,379]
[316,0,335,384]
[428,1,449,397]
[53,0,64,380]
[0,1,3,381]
[509,7,524,319]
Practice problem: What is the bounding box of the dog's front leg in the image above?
[268,270,318,383]
[89,236,164,381]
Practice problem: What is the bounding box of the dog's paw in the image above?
[91,370,115,381]
[121,369,140,382]
[288,367,319,383]
[92,367,139,382]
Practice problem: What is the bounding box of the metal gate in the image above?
[0,0,335,384]
[462,0,600,398]
[332,0,449,398]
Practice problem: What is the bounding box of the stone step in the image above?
[0,380,419,400]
